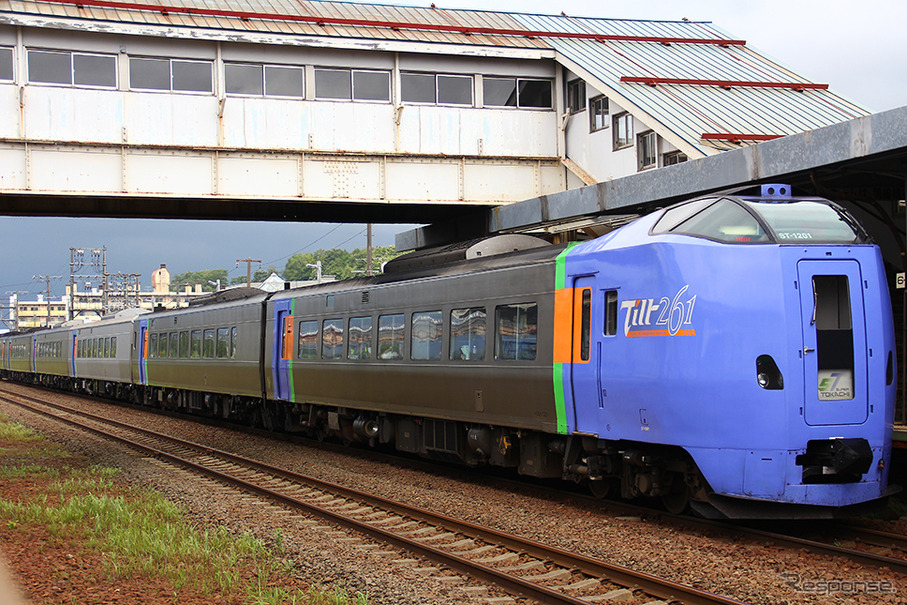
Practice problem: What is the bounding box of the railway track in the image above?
[0,387,748,605]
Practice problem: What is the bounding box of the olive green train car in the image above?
[133,292,267,415]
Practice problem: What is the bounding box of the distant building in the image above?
[9,295,68,329]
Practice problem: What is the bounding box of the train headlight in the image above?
[756,355,784,390]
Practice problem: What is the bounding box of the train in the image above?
[0,184,896,519]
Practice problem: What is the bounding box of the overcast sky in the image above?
[2,0,905,299]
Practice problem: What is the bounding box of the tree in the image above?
[283,246,404,282]
[170,269,228,292]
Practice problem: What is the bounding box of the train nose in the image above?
[795,438,873,484]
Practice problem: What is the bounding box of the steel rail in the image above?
[0,389,748,605]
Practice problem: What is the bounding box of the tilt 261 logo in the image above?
[621,285,697,337]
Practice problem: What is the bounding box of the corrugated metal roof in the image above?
[0,0,870,154]
[512,12,867,153]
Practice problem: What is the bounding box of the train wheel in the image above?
[661,488,690,515]
[588,478,613,499]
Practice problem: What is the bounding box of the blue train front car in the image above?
[559,185,896,518]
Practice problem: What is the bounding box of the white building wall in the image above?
[0,22,698,206]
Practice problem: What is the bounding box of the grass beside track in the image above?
[0,413,370,605]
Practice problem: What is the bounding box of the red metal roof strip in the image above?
[39,0,748,44]
[701,133,785,142]
[621,76,829,90]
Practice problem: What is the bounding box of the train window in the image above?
[580,289,591,362]
[148,334,157,358]
[378,314,404,360]
[169,333,178,358]
[203,329,215,358]
[494,303,537,361]
[179,331,190,358]
[322,319,344,360]
[190,330,201,358]
[450,307,486,361]
[813,275,855,401]
[745,200,862,243]
[411,311,442,361]
[216,328,230,358]
[298,320,318,360]
[158,333,168,358]
[231,327,238,359]
[672,199,769,244]
[605,291,618,336]
[111,337,117,358]
[348,317,373,360]
[652,199,715,234]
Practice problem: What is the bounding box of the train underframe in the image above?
[4,372,712,514]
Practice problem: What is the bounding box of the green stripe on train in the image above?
[552,242,579,434]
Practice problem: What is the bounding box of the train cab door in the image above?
[138,321,149,385]
[70,330,78,377]
[570,276,602,435]
[273,301,294,402]
[797,260,868,426]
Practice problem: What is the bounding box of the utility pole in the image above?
[366,223,373,276]
[69,246,106,319]
[306,261,323,284]
[236,258,261,288]
[32,274,62,327]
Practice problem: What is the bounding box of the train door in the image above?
[70,331,78,377]
[797,260,868,426]
[138,321,149,385]
[273,300,294,401]
[570,275,601,434]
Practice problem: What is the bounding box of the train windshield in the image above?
[652,196,867,244]
[744,200,865,244]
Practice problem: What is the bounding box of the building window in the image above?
[27,49,116,88]
[590,95,608,132]
[354,70,390,101]
[567,79,585,113]
[129,57,212,93]
[613,112,633,150]
[401,72,472,105]
[518,79,552,108]
[1,47,14,81]
[484,77,552,109]
[638,131,658,170]
[664,151,688,166]
[227,64,304,98]
[314,68,390,102]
